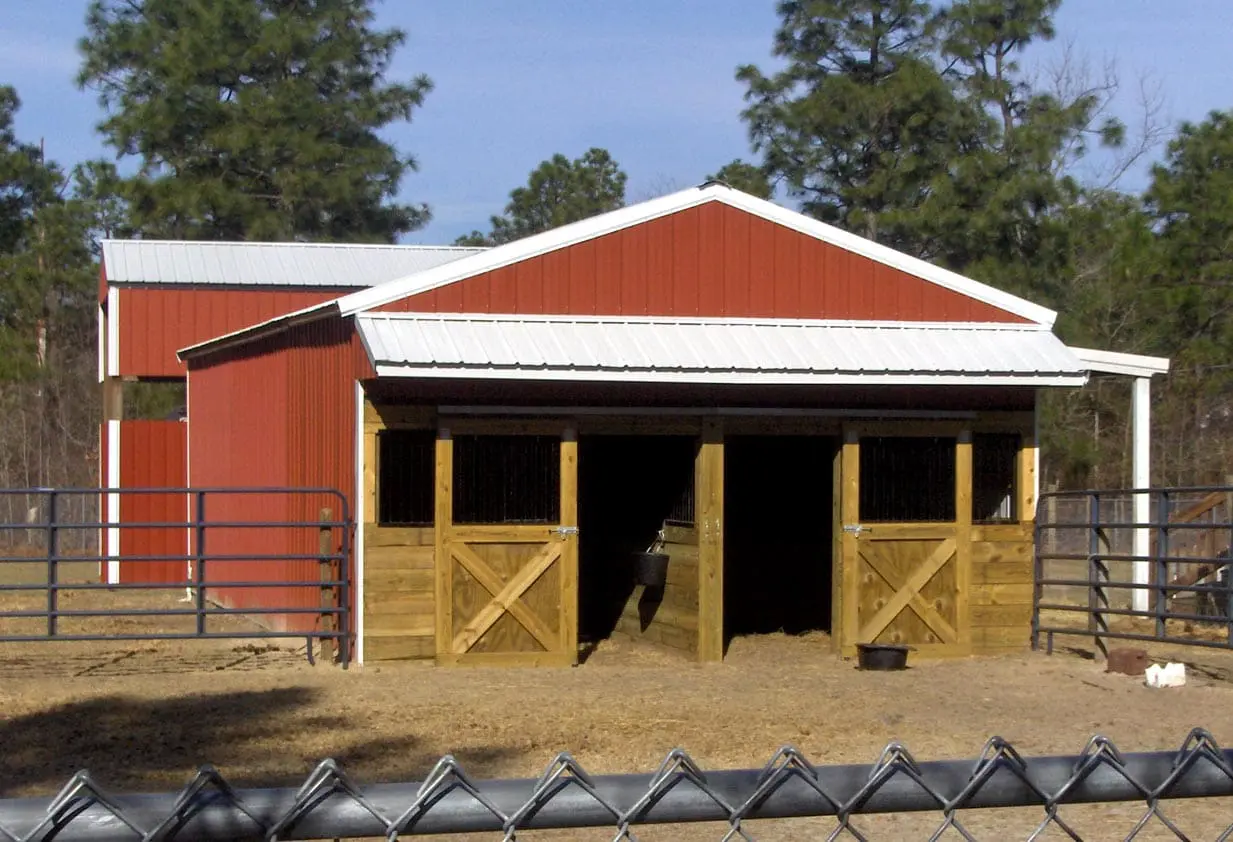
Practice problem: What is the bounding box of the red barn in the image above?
[174,183,1104,665]
[98,240,484,584]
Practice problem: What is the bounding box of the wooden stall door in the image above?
[839,431,972,657]
[435,427,579,667]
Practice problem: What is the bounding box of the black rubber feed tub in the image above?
[633,551,670,588]
[856,643,910,670]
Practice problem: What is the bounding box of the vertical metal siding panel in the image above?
[542,250,571,313]
[646,217,674,315]
[847,255,876,319]
[516,258,545,313]
[900,266,923,319]
[799,237,823,316]
[828,246,850,317]
[696,202,724,316]
[591,231,621,314]
[118,420,188,584]
[569,241,598,315]
[491,266,519,312]
[619,224,648,315]
[747,216,776,315]
[436,276,464,312]
[722,205,750,317]
[462,269,493,312]
[773,225,801,317]
[872,263,900,319]
[920,270,950,321]
[671,209,700,316]
[594,234,622,315]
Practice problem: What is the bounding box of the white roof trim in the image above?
[335,183,1058,325]
[1070,346,1170,378]
[359,311,1056,330]
[355,311,1087,389]
[368,366,1083,388]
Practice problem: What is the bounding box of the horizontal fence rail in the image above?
[0,488,352,667]
[1035,486,1233,656]
[0,731,1231,840]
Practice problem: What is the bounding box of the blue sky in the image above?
[2,1,1230,244]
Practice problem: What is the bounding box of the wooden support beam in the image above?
[363,425,378,524]
[559,426,579,664]
[839,429,860,656]
[696,418,724,663]
[955,431,973,651]
[102,376,124,421]
[433,426,453,660]
[1018,428,1038,525]
[831,443,843,651]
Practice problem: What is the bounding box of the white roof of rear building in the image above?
[355,312,1088,387]
[101,239,485,287]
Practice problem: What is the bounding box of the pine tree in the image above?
[737,0,962,252]
[706,160,775,199]
[456,149,627,246]
[78,0,433,242]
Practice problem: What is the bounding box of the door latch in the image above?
[552,526,579,536]
[842,524,864,536]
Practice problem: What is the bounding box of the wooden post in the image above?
[955,432,973,651]
[434,426,453,660]
[830,442,843,651]
[319,507,336,663]
[559,426,579,663]
[839,429,860,656]
[696,418,724,662]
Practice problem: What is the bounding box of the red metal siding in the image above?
[187,320,357,633]
[286,319,359,640]
[117,420,188,583]
[379,203,1028,322]
[118,287,357,378]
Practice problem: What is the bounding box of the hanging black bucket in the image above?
[856,643,910,671]
[633,551,670,588]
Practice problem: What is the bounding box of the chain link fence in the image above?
[2,730,1232,841]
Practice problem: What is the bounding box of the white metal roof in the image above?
[334,183,1059,325]
[1069,346,1170,378]
[101,239,485,287]
[355,313,1089,387]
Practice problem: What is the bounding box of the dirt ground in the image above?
[3,612,1233,842]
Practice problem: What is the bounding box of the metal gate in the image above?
[1034,486,1233,655]
[0,487,353,666]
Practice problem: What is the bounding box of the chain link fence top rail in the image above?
[2,730,1233,841]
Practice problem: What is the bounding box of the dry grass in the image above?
[1,618,1233,840]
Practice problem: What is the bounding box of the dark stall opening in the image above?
[724,435,837,645]
[577,435,696,645]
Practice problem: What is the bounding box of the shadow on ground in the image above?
[0,687,518,796]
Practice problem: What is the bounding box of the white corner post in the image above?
[1132,375,1151,613]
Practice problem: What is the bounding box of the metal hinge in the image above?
[842,524,864,536]
[552,526,580,536]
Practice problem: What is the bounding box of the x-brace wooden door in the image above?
[839,428,972,657]
[434,424,578,667]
